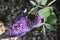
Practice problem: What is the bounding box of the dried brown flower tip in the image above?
[27,12,37,20]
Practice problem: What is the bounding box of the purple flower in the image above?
[11,12,42,37]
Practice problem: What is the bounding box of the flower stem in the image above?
[42,19,48,40]
[47,0,56,6]
[42,25,48,40]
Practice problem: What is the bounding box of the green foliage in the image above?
[46,12,57,25]
[41,0,48,5]
[35,0,41,5]
[35,0,48,5]
[45,24,56,31]
[38,7,53,19]
[38,7,57,31]
[30,7,38,12]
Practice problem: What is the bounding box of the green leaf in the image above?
[35,0,48,5]
[46,12,57,25]
[38,7,53,19]
[35,0,41,5]
[41,0,48,5]
[30,7,38,12]
[45,24,56,31]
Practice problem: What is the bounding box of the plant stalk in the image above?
[42,19,48,40]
